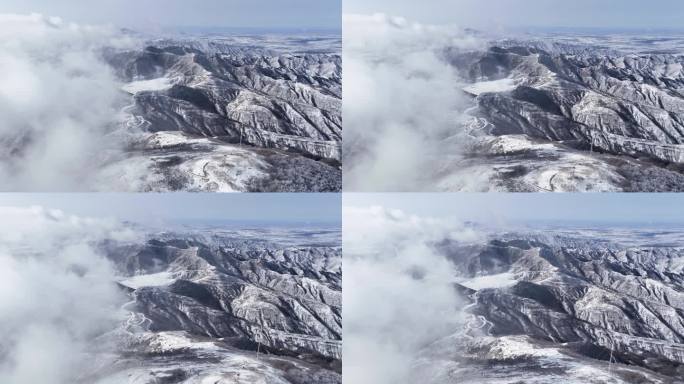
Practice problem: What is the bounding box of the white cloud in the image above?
[343,205,483,384]
[343,14,485,191]
[0,206,138,384]
[0,14,138,191]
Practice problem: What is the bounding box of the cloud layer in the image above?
[0,206,138,384]
[343,205,482,384]
[343,14,484,191]
[0,14,137,190]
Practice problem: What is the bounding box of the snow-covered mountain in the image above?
[415,228,684,383]
[442,33,684,192]
[89,227,342,383]
[0,208,341,384]
[0,13,341,191]
[103,35,341,192]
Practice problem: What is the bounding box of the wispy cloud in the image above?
[0,206,138,383]
[343,205,482,384]
[0,14,138,190]
[343,14,484,191]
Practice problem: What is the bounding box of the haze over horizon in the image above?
[0,194,342,224]
[344,194,684,226]
[345,0,684,31]
[1,0,341,31]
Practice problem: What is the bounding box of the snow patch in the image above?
[486,134,557,154]
[461,272,517,290]
[145,131,209,149]
[122,77,174,94]
[119,272,175,289]
[143,331,220,353]
[463,78,517,95]
[488,336,565,360]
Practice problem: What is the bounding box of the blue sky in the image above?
[3,193,681,228]
[344,193,684,226]
[0,193,341,224]
[345,0,684,30]
[2,0,341,31]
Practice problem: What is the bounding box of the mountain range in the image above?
[440,34,684,192]
[91,227,342,383]
[416,227,684,383]
[103,34,342,192]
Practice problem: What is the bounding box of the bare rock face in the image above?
[103,36,342,192]
[432,230,684,383]
[94,228,341,384]
[443,35,684,192]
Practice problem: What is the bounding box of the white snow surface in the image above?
[97,331,298,384]
[460,272,518,290]
[96,131,271,192]
[436,134,625,192]
[141,331,221,353]
[463,78,517,95]
[119,272,175,289]
[122,77,174,94]
[415,334,665,384]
